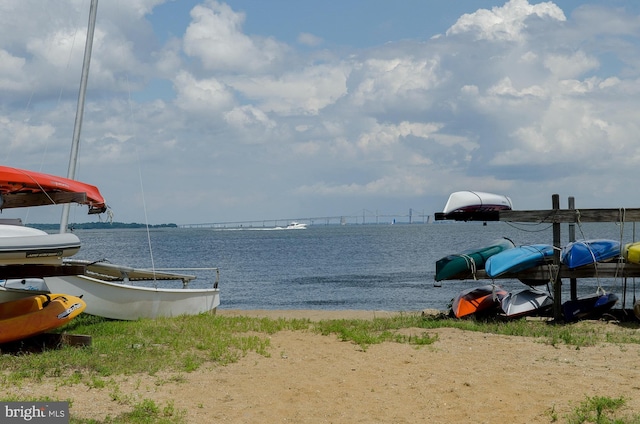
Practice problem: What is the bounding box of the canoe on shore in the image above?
[435,238,515,281]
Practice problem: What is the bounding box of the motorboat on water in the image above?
[285,222,307,230]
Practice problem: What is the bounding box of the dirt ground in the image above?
[6,309,640,423]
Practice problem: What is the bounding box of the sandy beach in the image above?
[5,309,640,423]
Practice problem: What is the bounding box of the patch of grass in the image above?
[1,313,639,382]
[314,314,439,350]
[67,398,186,424]
[0,394,184,424]
[1,313,640,423]
[0,313,312,383]
[565,395,640,424]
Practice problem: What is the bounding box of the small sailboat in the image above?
[1,0,221,320]
[450,284,507,318]
[435,238,515,281]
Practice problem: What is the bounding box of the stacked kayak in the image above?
[623,242,640,264]
[435,238,515,281]
[450,284,507,318]
[439,233,623,321]
[560,239,620,269]
[500,288,553,318]
[485,244,554,278]
[562,292,618,322]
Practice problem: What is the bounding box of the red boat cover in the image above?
[0,166,107,214]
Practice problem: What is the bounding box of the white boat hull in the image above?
[0,225,81,265]
[44,274,220,320]
[442,191,513,215]
[501,288,553,318]
[0,281,50,303]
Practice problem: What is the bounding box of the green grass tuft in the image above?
[565,395,640,424]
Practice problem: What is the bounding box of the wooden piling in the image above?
[552,194,562,320]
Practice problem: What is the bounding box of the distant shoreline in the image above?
[30,222,178,230]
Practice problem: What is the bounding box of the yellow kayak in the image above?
[0,293,86,344]
[623,242,640,264]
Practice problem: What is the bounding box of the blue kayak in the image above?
[485,244,554,278]
[562,292,618,322]
[560,239,621,269]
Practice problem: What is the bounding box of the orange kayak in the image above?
[0,166,106,214]
[0,293,86,344]
[451,284,507,318]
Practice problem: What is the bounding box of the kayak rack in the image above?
[435,193,640,320]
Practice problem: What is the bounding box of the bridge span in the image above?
[180,209,430,228]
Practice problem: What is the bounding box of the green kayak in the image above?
[435,238,515,282]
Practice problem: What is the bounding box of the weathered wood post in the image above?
[568,196,577,301]
[552,194,563,320]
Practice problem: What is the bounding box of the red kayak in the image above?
[0,166,106,214]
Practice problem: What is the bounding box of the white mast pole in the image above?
[60,0,98,233]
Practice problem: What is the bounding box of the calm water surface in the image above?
[69,221,640,311]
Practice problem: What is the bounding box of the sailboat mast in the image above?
[60,0,99,234]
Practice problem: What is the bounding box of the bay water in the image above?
[69,220,640,312]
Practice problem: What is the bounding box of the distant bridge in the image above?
[180,209,431,228]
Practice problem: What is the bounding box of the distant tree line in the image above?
[31,222,178,231]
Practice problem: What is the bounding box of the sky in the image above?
[2,0,640,225]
